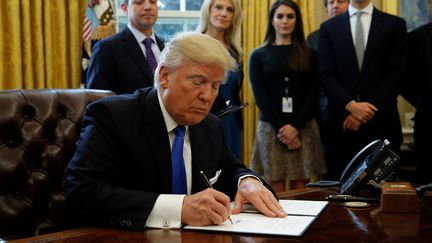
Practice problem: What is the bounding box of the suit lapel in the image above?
[120,28,153,82]
[341,11,356,53]
[189,125,209,193]
[340,13,359,71]
[140,88,172,193]
[341,11,369,75]
[362,8,382,72]
[155,35,165,52]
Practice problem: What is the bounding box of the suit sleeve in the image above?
[318,22,355,109]
[65,101,158,231]
[368,18,407,110]
[86,41,116,91]
[195,115,277,200]
[401,30,419,107]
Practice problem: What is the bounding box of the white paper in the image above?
[183,200,328,237]
[279,200,329,216]
[184,214,315,236]
[241,200,328,216]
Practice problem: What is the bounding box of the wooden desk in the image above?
[8,188,432,242]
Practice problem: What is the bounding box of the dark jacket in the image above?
[86,27,165,94]
[65,88,259,230]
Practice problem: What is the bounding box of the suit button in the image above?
[125,220,132,227]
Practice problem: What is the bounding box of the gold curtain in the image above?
[381,0,399,15]
[241,0,271,165]
[0,0,87,90]
[240,0,318,165]
[295,0,319,36]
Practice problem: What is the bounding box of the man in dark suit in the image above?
[306,0,349,51]
[66,32,286,230]
[306,0,349,145]
[86,0,228,114]
[86,0,164,94]
[318,0,407,180]
[402,22,432,185]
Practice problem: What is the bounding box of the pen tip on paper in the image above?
[229,216,234,225]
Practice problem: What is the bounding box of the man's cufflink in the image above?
[163,218,170,227]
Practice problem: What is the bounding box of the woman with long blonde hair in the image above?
[198,0,244,159]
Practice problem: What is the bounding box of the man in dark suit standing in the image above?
[307,0,349,51]
[66,32,286,230]
[86,0,228,114]
[402,22,432,185]
[306,0,349,146]
[86,0,164,94]
[318,0,407,180]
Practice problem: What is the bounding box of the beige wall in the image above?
[311,0,416,128]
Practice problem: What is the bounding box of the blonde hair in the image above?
[197,0,243,57]
[154,32,236,86]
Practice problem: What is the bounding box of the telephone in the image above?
[307,139,401,196]
[339,139,400,195]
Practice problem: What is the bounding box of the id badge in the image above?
[282,97,293,113]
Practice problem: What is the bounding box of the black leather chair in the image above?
[0,89,114,239]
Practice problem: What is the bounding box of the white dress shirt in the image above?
[144,90,191,229]
[127,23,161,63]
[349,3,373,48]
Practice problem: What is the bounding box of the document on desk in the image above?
[183,200,328,237]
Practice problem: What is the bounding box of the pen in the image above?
[326,194,379,202]
[199,170,234,225]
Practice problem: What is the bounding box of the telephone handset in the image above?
[306,139,401,194]
[339,139,400,195]
[339,139,382,183]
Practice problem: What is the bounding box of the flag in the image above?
[81,0,117,86]
[82,15,93,42]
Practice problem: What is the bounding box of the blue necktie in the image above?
[143,38,157,73]
[172,126,187,194]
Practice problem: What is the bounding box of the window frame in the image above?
[116,0,202,39]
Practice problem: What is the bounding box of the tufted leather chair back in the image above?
[0,89,115,239]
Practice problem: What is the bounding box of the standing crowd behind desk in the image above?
[84,0,431,192]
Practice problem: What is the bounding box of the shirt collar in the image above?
[157,88,183,133]
[127,23,157,44]
[349,2,373,17]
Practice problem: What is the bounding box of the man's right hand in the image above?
[347,101,378,123]
[181,188,231,226]
[343,114,362,131]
